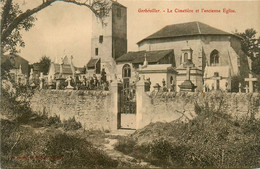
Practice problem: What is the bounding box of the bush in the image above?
[114,137,136,155]
[62,117,82,131]
[116,96,260,168]
[46,115,62,127]
[231,75,244,92]
[44,133,118,168]
[1,119,118,168]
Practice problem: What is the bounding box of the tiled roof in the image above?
[116,49,173,64]
[137,21,240,44]
[87,58,99,69]
[53,64,73,74]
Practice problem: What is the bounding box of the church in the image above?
[86,1,249,92]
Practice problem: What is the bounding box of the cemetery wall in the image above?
[137,91,260,129]
[30,89,260,131]
[30,90,112,130]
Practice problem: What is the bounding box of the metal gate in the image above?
[118,84,136,129]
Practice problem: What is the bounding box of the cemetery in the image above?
[1,0,259,168]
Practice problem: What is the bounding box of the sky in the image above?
[16,0,260,66]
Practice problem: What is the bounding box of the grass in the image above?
[0,87,118,168]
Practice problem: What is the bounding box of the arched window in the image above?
[210,50,220,66]
[122,64,131,78]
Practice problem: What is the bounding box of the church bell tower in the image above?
[88,1,127,79]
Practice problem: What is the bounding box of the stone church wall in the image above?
[136,91,260,129]
[30,90,112,130]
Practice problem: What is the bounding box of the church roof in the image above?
[137,21,240,44]
[116,49,173,64]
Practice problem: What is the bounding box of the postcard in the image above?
[1,0,259,168]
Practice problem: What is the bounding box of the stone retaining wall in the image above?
[136,91,260,129]
[30,90,112,130]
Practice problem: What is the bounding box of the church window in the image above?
[117,8,121,17]
[99,35,103,43]
[122,64,131,78]
[184,53,188,62]
[210,50,220,66]
[95,48,98,56]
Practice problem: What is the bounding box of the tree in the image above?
[235,28,260,75]
[39,55,51,75]
[1,0,111,54]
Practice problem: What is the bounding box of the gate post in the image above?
[110,79,121,131]
[136,76,146,129]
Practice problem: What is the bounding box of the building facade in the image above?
[135,21,249,91]
[87,1,127,80]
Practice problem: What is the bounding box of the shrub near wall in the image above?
[30,90,112,131]
[115,93,260,168]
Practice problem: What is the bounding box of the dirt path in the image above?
[101,137,157,168]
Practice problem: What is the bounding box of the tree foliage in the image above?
[235,28,260,75]
[1,0,112,54]
[39,55,51,75]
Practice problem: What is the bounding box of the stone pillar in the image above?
[110,80,121,131]
[136,76,146,129]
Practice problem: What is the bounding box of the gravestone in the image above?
[66,76,74,90]
[178,66,196,92]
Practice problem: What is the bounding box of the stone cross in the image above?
[39,72,44,89]
[66,76,74,89]
[245,73,257,93]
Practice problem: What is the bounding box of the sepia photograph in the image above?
[1,0,260,168]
